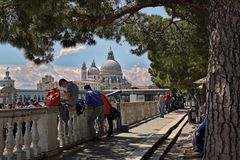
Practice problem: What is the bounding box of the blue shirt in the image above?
[198,116,206,131]
[85,90,103,107]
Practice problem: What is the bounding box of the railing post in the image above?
[32,117,41,157]
[76,115,81,142]
[0,121,5,160]
[57,118,65,147]
[38,107,59,157]
[72,114,78,143]
[67,115,74,144]
[6,119,15,160]
[15,119,25,160]
[24,119,32,159]
[63,121,69,145]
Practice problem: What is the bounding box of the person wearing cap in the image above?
[84,85,104,140]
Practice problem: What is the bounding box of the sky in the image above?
[0,6,169,89]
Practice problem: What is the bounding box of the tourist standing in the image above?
[59,78,79,107]
[158,95,165,118]
[84,85,104,140]
[16,101,24,109]
[27,99,36,108]
[164,92,171,113]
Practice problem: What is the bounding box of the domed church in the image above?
[81,48,132,89]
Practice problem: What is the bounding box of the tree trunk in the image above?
[204,0,240,160]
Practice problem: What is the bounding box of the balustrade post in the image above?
[0,122,5,160]
[57,118,65,147]
[15,119,25,160]
[24,119,32,159]
[6,119,15,160]
[32,117,41,157]
[72,114,78,143]
[37,107,59,157]
[63,121,69,145]
[81,113,87,140]
[84,110,91,140]
[67,116,73,144]
[76,115,81,142]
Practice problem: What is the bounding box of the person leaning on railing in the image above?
[84,85,105,140]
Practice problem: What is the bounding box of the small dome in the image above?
[100,60,122,73]
[88,67,100,75]
[88,59,100,75]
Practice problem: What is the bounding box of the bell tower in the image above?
[81,61,87,80]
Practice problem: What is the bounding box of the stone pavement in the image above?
[47,109,187,160]
[165,122,202,160]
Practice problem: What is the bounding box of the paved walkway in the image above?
[165,122,202,160]
[47,109,187,160]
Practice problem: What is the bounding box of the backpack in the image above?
[45,88,60,107]
[75,99,85,115]
[109,107,120,119]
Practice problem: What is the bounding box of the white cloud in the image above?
[55,45,86,59]
[0,63,81,89]
[0,63,152,89]
[123,66,152,86]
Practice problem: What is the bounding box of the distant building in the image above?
[0,69,47,103]
[74,79,100,90]
[0,68,16,104]
[37,75,59,91]
[16,89,46,103]
[132,84,159,89]
[81,48,131,90]
[0,67,15,88]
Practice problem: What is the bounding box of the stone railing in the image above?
[0,101,159,160]
[120,101,159,125]
[0,108,50,160]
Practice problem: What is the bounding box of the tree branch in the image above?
[72,0,207,27]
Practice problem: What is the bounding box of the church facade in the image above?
[81,49,131,90]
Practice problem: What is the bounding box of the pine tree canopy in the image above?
[0,0,208,89]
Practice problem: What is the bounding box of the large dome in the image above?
[100,48,122,73]
[100,60,122,72]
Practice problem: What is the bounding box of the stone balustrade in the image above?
[0,108,46,160]
[0,101,159,160]
[120,101,159,125]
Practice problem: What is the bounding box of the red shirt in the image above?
[164,95,171,102]
[101,94,112,115]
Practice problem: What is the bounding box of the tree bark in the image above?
[204,0,240,159]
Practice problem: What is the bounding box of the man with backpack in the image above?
[58,79,79,125]
[84,85,104,140]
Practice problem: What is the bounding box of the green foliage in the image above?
[0,1,208,90]
[99,84,106,91]
[122,7,208,90]
[0,0,208,69]
[0,0,118,64]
